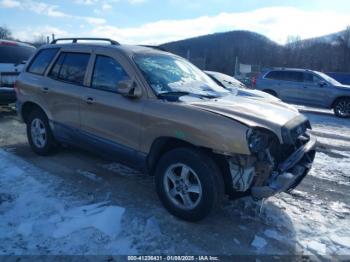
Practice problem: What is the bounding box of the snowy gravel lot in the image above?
[0,106,349,259]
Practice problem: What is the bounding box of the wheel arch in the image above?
[146,136,232,194]
[331,96,350,108]
[21,101,48,124]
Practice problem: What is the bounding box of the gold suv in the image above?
[16,38,316,221]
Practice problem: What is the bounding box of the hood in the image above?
[334,84,350,91]
[188,94,302,135]
[238,88,280,101]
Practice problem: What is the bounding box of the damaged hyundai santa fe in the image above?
[16,38,316,221]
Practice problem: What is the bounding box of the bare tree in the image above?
[0,26,12,40]
[31,34,48,48]
[337,26,350,71]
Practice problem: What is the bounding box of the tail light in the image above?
[251,77,257,88]
[251,73,261,89]
[14,80,20,96]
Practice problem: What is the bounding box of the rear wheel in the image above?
[26,109,58,155]
[155,148,224,222]
[333,98,350,118]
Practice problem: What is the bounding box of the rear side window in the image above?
[28,48,59,75]
[49,52,90,85]
[265,71,282,80]
[282,71,303,82]
[265,71,302,82]
[91,55,130,92]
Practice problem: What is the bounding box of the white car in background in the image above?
[205,70,280,101]
[0,39,36,105]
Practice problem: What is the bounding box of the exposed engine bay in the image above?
[227,119,316,199]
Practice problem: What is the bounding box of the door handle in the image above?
[41,87,49,93]
[86,97,94,105]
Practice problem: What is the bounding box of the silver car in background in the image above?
[255,68,350,118]
[205,70,280,101]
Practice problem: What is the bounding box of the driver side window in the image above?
[303,73,322,84]
[91,55,130,93]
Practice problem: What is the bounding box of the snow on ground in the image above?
[0,105,349,257]
[0,148,202,255]
[309,150,350,185]
[0,149,171,255]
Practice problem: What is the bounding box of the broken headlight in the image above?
[246,128,269,153]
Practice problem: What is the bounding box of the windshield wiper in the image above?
[157,91,190,98]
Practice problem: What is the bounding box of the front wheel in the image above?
[333,98,350,118]
[26,109,58,155]
[155,148,224,222]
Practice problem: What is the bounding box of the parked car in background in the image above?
[205,70,280,101]
[16,38,316,221]
[255,68,350,118]
[0,39,36,105]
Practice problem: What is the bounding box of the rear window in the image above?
[49,52,90,85]
[28,48,59,75]
[0,45,36,64]
[265,71,303,82]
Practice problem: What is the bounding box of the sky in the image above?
[0,0,350,45]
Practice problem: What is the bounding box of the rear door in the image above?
[264,70,303,102]
[79,48,145,165]
[41,47,92,140]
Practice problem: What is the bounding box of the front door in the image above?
[299,72,332,107]
[80,50,145,165]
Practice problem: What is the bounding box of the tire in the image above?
[26,108,57,155]
[333,98,350,118]
[155,147,224,222]
[263,89,278,97]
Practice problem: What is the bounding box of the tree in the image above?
[337,26,350,71]
[0,26,12,40]
[31,34,48,48]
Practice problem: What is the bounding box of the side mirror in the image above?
[318,81,327,87]
[117,80,142,98]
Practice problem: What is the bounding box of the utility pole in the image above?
[234,56,239,76]
[186,49,190,61]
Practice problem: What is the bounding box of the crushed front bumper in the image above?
[251,134,317,199]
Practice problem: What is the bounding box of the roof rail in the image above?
[139,45,167,52]
[50,38,120,45]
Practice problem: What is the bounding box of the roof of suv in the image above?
[43,39,169,57]
[266,68,313,73]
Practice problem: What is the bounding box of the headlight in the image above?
[246,128,269,153]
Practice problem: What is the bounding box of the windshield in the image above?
[134,54,230,98]
[315,71,342,86]
[207,71,247,90]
